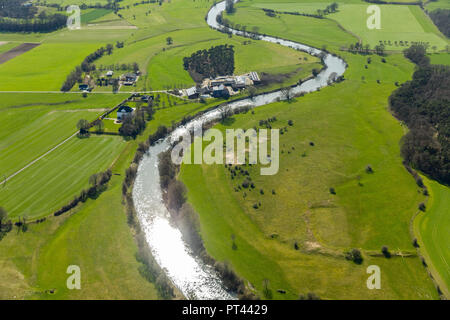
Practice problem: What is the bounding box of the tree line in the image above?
[183,44,235,80]
[0,14,67,33]
[389,44,450,184]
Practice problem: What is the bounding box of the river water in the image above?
[132,0,347,300]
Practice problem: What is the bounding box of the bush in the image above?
[418,202,426,212]
[381,246,391,258]
[346,248,363,264]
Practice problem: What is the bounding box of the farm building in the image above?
[117,105,134,121]
[106,70,114,77]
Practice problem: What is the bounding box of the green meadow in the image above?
[235,0,449,51]
[0,0,448,300]
[0,43,100,91]
[331,4,448,50]
[425,0,450,10]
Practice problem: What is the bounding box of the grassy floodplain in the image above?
[415,179,450,297]
[232,0,449,51]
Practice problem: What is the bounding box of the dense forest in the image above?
[390,45,450,184]
[428,9,450,38]
[0,0,37,19]
[183,44,235,80]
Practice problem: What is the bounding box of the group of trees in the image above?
[428,9,450,38]
[348,42,385,55]
[389,44,450,184]
[183,44,235,80]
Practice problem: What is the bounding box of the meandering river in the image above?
[132,0,347,300]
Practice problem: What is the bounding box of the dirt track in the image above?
[0,43,40,65]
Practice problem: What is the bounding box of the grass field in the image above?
[236,0,449,51]
[180,70,440,298]
[0,0,447,301]
[180,6,443,299]
[331,4,448,50]
[0,43,100,91]
[227,3,357,50]
[415,179,450,297]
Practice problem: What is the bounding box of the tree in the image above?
[166,36,173,45]
[0,207,7,228]
[225,0,235,14]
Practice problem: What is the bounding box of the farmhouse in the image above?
[78,84,91,92]
[117,105,134,121]
[106,70,114,77]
